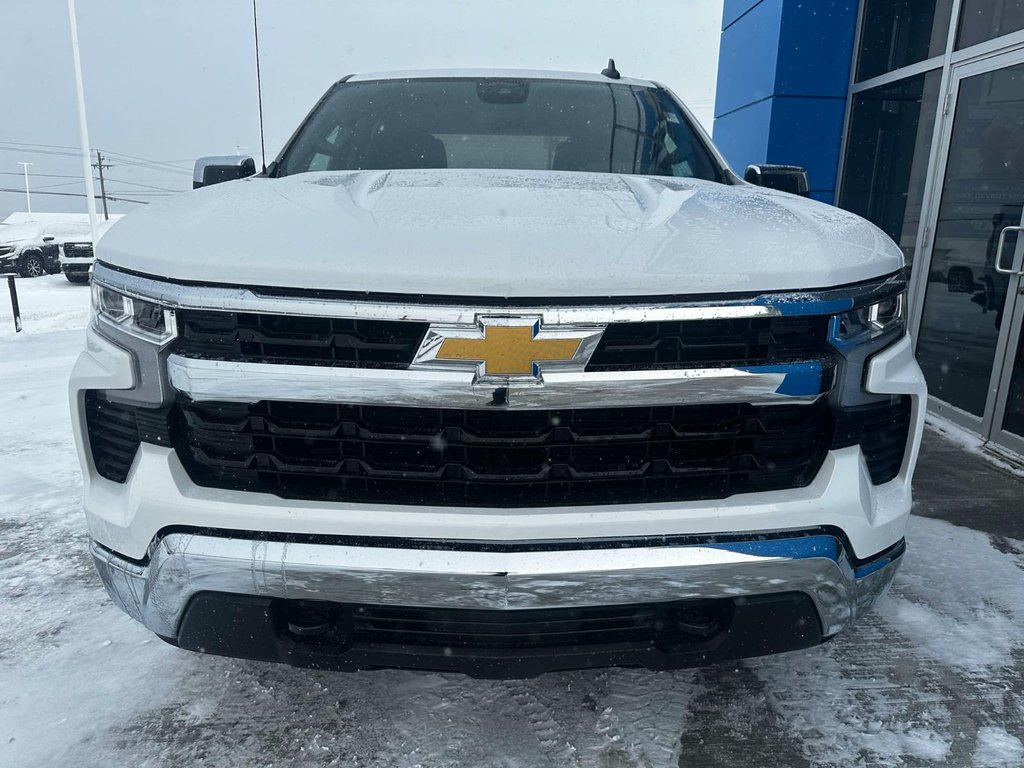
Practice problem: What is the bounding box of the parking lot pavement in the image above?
[2,276,1024,768]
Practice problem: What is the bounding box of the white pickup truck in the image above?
[71,68,925,678]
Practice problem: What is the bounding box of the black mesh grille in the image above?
[341,600,732,650]
[172,311,833,371]
[832,396,912,485]
[83,393,141,482]
[63,242,94,259]
[172,399,835,506]
[586,316,832,371]
[175,311,429,369]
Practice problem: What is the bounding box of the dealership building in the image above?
[713,0,1024,456]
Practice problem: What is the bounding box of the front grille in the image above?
[586,316,832,371]
[85,393,139,482]
[171,311,832,371]
[172,399,834,506]
[339,600,732,650]
[175,311,429,369]
[84,392,170,482]
[833,396,912,485]
[63,242,94,258]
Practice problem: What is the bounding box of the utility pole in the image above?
[67,0,99,243]
[16,161,34,213]
[92,151,112,220]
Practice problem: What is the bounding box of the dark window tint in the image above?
[838,70,942,267]
[277,79,724,182]
[915,64,1024,417]
[957,0,1024,49]
[856,0,953,81]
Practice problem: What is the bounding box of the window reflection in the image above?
[857,0,953,81]
[957,0,1024,50]
[915,65,1024,417]
[839,71,942,267]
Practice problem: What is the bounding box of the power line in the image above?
[0,170,87,179]
[0,187,149,204]
[102,177,180,192]
[0,146,79,159]
[0,172,180,194]
[34,180,88,191]
[0,171,184,192]
[100,148,192,171]
[0,140,193,168]
[0,144,193,176]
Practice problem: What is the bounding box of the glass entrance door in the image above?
[994,284,1024,453]
[914,50,1024,451]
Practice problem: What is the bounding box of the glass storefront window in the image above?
[857,0,954,81]
[914,64,1024,418]
[957,0,1024,50]
[838,71,943,267]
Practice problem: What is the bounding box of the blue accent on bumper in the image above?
[710,535,840,562]
[737,362,825,397]
[711,535,905,582]
[753,296,855,315]
[853,556,897,579]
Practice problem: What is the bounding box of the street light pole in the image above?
[17,161,33,213]
[67,0,99,244]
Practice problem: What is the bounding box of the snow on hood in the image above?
[98,169,903,297]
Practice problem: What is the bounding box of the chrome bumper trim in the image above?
[166,354,826,407]
[91,532,902,640]
[92,262,907,323]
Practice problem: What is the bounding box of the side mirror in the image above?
[744,164,810,197]
[193,156,257,189]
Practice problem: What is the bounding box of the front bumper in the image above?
[60,258,93,274]
[91,529,902,675]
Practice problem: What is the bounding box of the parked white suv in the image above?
[71,68,926,677]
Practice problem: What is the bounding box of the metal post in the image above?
[17,162,33,213]
[67,0,99,244]
[6,275,22,333]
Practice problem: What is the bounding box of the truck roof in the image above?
[345,68,658,88]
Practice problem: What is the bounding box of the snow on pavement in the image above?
[2,275,1024,767]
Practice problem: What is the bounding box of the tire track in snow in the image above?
[587,668,702,767]
[502,680,584,766]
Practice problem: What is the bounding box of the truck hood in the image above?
[99,169,902,298]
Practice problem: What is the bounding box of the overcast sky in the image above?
[0,0,723,219]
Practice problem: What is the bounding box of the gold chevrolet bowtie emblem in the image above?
[436,324,582,376]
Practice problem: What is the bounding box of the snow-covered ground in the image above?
[2,275,1024,768]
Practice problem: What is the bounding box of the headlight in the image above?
[831,291,906,346]
[0,245,14,257]
[92,282,177,345]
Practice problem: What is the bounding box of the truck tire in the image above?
[21,252,45,278]
[65,272,90,284]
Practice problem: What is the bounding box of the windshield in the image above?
[276,78,725,182]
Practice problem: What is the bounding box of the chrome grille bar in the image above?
[167,354,828,408]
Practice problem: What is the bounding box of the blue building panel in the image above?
[714,0,783,118]
[711,99,772,175]
[775,1,858,99]
[713,0,859,204]
[722,0,766,29]
[767,96,848,200]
